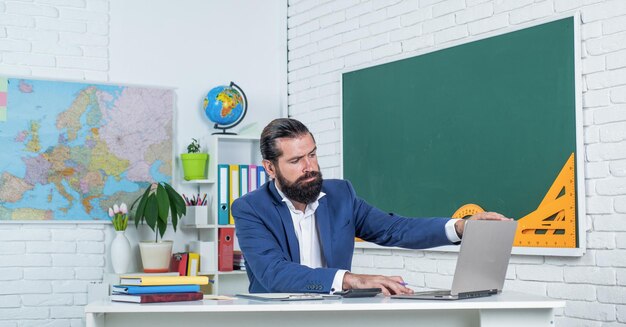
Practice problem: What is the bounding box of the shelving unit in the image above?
[181,134,261,295]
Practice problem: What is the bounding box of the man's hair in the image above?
[260,118,314,163]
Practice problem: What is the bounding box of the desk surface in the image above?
[86,291,564,313]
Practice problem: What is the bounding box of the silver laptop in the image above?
[392,219,517,300]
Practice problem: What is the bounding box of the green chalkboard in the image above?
[342,17,581,251]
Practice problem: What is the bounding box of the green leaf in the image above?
[156,184,170,225]
[163,183,187,210]
[144,194,158,232]
[157,219,167,239]
[134,186,151,228]
[164,183,186,232]
[169,204,178,231]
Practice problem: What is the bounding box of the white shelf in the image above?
[218,270,247,275]
[179,134,259,296]
[182,224,216,229]
[182,179,215,184]
[181,224,236,229]
[199,270,246,275]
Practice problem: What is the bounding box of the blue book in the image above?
[111,284,201,295]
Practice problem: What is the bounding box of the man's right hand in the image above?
[342,272,413,296]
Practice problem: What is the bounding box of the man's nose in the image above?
[303,157,313,172]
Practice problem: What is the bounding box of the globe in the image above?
[203,82,248,134]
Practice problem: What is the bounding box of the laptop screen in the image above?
[450,220,518,295]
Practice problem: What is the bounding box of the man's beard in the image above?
[275,169,323,205]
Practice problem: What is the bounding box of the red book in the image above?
[218,228,234,271]
[110,292,203,303]
[169,252,188,276]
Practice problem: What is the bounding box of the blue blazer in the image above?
[232,179,452,293]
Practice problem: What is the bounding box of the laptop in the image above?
[392,219,517,300]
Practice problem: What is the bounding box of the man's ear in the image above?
[262,159,275,179]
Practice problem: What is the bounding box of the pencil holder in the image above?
[184,205,209,225]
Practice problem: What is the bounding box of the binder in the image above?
[217,164,230,225]
[249,165,258,192]
[218,228,234,272]
[187,252,200,276]
[229,164,240,225]
[239,165,249,198]
[169,252,188,276]
[257,165,267,187]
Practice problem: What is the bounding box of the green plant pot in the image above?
[181,153,209,181]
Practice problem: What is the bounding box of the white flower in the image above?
[120,203,128,214]
[113,204,120,213]
[108,208,114,217]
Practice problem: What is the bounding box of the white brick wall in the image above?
[0,225,105,326]
[0,0,109,79]
[287,0,626,325]
[2,0,626,325]
[0,0,109,325]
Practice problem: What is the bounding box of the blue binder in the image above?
[257,166,268,187]
[239,165,249,197]
[217,164,230,225]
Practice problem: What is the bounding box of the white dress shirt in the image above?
[275,186,461,293]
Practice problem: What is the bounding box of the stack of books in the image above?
[111,274,210,303]
[233,251,245,271]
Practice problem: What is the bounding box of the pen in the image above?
[398,282,417,287]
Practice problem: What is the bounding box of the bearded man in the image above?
[232,118,509,295]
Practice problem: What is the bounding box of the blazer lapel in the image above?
[269,181,300,264]
[316,196,334,267]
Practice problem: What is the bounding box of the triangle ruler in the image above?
[452,153,577,248]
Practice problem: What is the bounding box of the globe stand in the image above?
[212,124,238,135]
[210,82,248,135]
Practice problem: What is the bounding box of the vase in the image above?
[110,231,131,274]
[139,241,173,273]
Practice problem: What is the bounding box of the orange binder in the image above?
[218,228,234,272]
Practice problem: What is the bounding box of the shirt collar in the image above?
[275,183,326,215]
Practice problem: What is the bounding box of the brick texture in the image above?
[0,4,109,327]
[287,0,626,326]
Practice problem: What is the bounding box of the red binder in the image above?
[218,229,234,271]
[169,252,188,276]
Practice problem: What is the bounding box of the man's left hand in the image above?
[454,212,512,237]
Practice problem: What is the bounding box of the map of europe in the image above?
[0,77,174,221]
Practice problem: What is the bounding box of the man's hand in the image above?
[454,211,512,237]
[342,272,413,296]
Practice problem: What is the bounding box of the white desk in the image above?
[85,291,564,327]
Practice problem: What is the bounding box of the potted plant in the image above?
[131,182,187,272]
[108,203,131,274]
[180,138,209,180]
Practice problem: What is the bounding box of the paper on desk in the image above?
[236,293,325,301]
[204,295,236,300]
